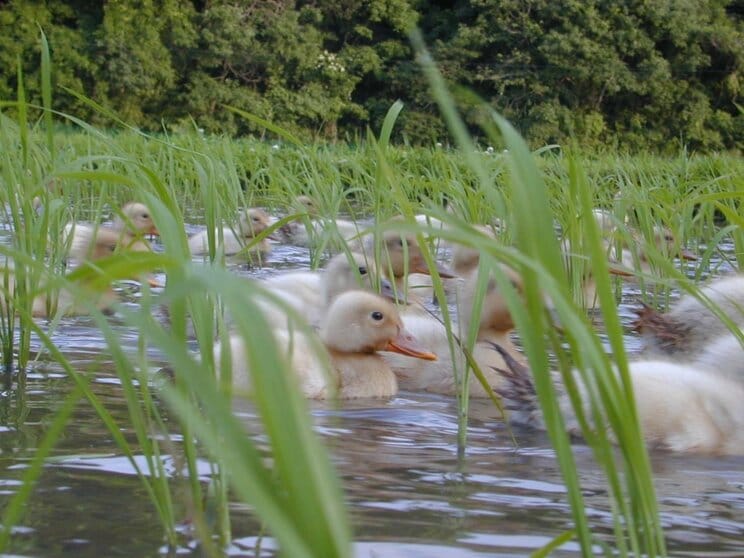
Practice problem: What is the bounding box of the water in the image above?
[0,226,742,557]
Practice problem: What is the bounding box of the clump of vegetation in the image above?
[0,1,742,150]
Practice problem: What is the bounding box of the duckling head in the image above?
[369,230,455,279]
[450,225,498,276]
[320,291,437,360]
[650,225,697,261]
[322,252,403,304]
[115,202,159,236]
[460,265,524,334]
[239,208,272,238]
[293,195,319,218]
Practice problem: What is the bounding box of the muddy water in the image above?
[0,228,742,557]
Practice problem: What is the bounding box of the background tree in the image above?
[0,0,741,151]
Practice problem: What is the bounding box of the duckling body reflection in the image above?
[216,291,437,399]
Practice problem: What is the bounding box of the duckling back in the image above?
[636,274,744,358]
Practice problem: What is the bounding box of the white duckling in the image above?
[691,330,744,382]
[64,201,158,263]
[591,208,627,234]
[492,348,744,456]
[2,227,151,318]
[280,195,365,250]
[257,251,402,328]
[188,207,272,257]
[633,274,744,359]
[215,290,437,399]
[384,265,526,397]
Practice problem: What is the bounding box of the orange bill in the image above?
[384,329,437,361]
[607,263,634,277]
[147,276,165,288]
[411,260,457,279]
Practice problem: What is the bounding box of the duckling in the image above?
[215,290,437,399]
[188,207,272,257]
[692,331,744,381]
[406,224,498,303]
[280,195,365,250]
[362,229,455,306]
[591,208,630,234]
[384,265,526,396]
[113,202,159,236]
[492,348,744,455]
[609,225,697,275]
[633,274,744,359]
[258,251,402,327]
[2,227,150,318]
[559,238,635,309]
[64,202,158,263]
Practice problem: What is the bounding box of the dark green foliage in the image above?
[0,0,741,151]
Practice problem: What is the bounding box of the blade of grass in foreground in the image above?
[118,264,352,558]
[410,29,665,557]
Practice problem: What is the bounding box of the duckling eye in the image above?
[664,234,673,242]
[370,311,384,321]
[142,213,149,219]
[358,266,368,275]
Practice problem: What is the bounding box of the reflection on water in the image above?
[0,233,742,557]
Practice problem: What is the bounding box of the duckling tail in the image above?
[631,302,691,353]
[488,342,544,429]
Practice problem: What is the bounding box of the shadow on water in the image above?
[0,230,742,557]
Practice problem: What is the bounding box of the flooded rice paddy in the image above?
[0,221,742,557]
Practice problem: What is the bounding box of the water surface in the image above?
[0,223,742,557]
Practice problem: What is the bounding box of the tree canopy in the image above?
[1,0,742,151]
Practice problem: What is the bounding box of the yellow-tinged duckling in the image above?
[493,349,744,456]
[257,251,402,328]
[633,274,744,359]
[64,202,158,263]
[188,207,272,257]
[215,290,437,399]
[383,265,526,396]
[2,227,150,318]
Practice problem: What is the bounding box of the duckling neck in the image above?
[469,325,514,347]
[327,349,398,398]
